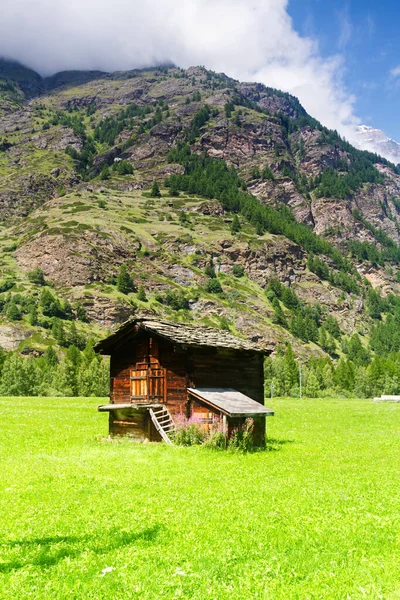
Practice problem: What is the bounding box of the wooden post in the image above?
[223,414,227,448]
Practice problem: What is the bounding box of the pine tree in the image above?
[150,181,161,198]
[66,345,82,367]
[305,369,321,398]
[137,286,148,302]
[230,215,241,234]
[40,289,61,317]
[354,367,372,398]
[334,358,355,392]
[78,357,109,397]
[52,318,66,346]
[6,301,21,321]
[205,259,217,279]
[284,344,299,389]
[0,348,7,378]
[68,321,80,347]
[322,363,334,390]
[281,286,299,310]
[44,346,58,367]
[262,166,275,181]
[347,333,370,366]
[52,358,77,397]
[76,302,87,322]
[169,179,180,197]
[117,264,135,294]
[256,222,264,236]
[28,267,46,285]
[80,339,96,366]
[0,353,39,395]
[28,305,38,326]
[271,298,288,328]
[366,289,383,320]
[23,359,41,396]
[100,165,110,180]
[368,357,385,395]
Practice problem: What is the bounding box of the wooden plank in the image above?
[149,408,174,445]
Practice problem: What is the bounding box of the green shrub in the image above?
[113,159,133,175]
[27,267,46,286]
[173,423,205,446]
[100,165,111,180]
[220,316,230,331]
[228,418,254,452]
[155,289,189,310]
[0,280,15,293]
[205,279,223,294]
[232,265,245,277]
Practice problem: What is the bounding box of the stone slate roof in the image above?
[94,317,269,355]
[188,388,274,417]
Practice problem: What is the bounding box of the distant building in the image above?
[94,317,274,445]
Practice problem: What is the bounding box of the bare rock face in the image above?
[193,201,224,216]
[199,118,284,168]
[167,265,197,286]
[77,295,134,328]
[0,324,31,351]
[238,82,302,119]
[0,173,66,220]
[246,239,305,287]
[294,129,341,177]
[353,183,400,244]
[311,197,355,240]
[30,127,83,152]
[15,231,136,286]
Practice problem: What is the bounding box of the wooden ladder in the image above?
[149,407,176,444]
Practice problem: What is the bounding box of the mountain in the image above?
[0,58,400,373]
[354,125,400,166]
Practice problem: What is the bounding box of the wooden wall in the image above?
[110,350,134,404]
[188,346,264,404]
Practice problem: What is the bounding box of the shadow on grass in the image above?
[0,525,163,573]
[265,437,294,452]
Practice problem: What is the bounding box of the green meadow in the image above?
[0,397,399,599]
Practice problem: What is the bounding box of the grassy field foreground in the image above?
[0,397,399,599]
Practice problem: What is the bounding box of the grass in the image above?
[0,397,400,599]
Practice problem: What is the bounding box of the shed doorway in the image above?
[130,364,166,403]
[130,338,167,403]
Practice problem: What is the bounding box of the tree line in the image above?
[265,342,400,399]
[0,341,109,397]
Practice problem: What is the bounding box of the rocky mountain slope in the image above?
[0,59,400,362]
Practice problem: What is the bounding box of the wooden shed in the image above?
[94,317,273,445]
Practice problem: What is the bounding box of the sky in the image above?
[0,0,399,146]
[288,0,400,141]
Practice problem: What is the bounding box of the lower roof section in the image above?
[188,388,274,418]
[98,403,163,411]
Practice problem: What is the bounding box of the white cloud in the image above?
[337,5,353,51]
[0,0,379,152]
[390,65,400,77]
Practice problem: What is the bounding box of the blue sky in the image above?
[288,0,400,140]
